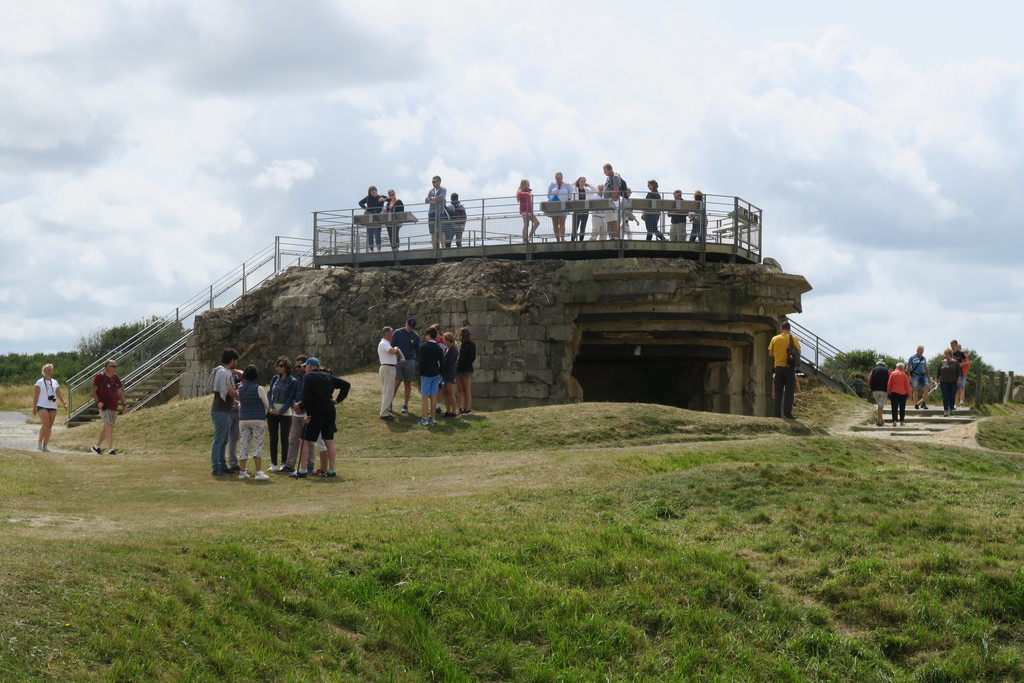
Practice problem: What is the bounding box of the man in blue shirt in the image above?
[907,345,931,409]
[391,317,420,415]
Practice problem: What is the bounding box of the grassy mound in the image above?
[2,380,1023,680]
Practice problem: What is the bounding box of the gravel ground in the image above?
[0,411,73,452]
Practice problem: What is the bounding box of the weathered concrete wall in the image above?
[182,257,811,416]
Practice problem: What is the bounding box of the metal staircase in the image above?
[66,237,313,425]
[787,319,852,394]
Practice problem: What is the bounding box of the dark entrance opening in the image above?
[572,344,731,410]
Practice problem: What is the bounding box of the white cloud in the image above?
[252,159,317,192]
[0,0,1022,374]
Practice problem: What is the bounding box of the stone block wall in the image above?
[183,257,811,416]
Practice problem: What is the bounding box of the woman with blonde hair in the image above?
[33,363,67,452]
[518,179,540,242]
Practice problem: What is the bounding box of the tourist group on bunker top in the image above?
[354,164,710,251]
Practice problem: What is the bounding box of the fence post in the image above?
[1005,371,1015,403]
[241,261,247,294]
[974,372,983,409]
[275,236,281,273]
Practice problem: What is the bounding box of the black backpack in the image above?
[786,335,800,368]
[617,175,630,199]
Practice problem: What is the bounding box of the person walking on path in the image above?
[867,359,890,427]
[907,345,931,409]
[236,364,271,480]
[33,363,67,452]
[951,340,970,408]
[265,356,296,472]
[767,321,801,419]
[207,349,239,475]
[91,359,125,455]
[378,327,400,420]
[887,362,911,427]
[936,348,962,417]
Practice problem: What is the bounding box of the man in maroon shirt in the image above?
[91,359,125,454]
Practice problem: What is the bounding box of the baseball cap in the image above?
[406,317,417,328]
[302,357,321,367]
[876,359,885,365]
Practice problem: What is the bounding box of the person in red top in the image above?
[518,178,540,242]
[91,359,125,454]
[886,361,912,427]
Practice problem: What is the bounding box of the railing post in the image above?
[480,198,487,244]
[241,262,247,294]
[209,284,214,310]
[275,236,281,273]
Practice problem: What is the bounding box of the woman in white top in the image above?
[546,172,572,242]
[33,363,67,452]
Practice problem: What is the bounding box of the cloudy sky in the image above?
[2,0,1021,371]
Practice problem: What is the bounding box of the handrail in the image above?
[312,192,762,264]
[787,318,851,392]
[67,237,313,419]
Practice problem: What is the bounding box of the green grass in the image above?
[2,379,1024,680]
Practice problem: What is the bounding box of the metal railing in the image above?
[787,319,852,393]
[66,237,313,421]
[312,192,762,264]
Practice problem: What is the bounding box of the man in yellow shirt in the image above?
[768,321,801,419]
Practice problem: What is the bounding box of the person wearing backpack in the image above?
[767,321,801,419]
[447,192,468,247]
[602,163,626,239]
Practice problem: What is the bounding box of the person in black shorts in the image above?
[293,357,350,478]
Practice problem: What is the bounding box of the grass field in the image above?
[1,374,1022,681]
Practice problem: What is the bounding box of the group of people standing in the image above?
[517,164,706,244]
[356,167,707,251]
[865,340,971,426]
[378,318,476,425]
[357,179,468,251]
[208,349,350,480]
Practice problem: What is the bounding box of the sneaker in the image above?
[288,470,307,479]
[314,469,327,477]
[42,445,50,452]
[920,402,927,409]
[428,417,436,425]
[419,418,430,426]
[254,471,270,481]
[876,421,884,427]
[943,410,950,417]
[268,465,278,473]
[226,465,241,473]
[90,445,102,454]
[107,449,118,455]
[278,465,294,474]
[37,443,43,452]
[326,471,337,477]
[380,415,395,421]
[401,405,409,415]
[211,470,229,477]
[238,471,250,480]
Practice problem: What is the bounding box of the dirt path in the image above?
[0,411,74,452]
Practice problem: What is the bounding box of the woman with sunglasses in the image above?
[265,355,297,472]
